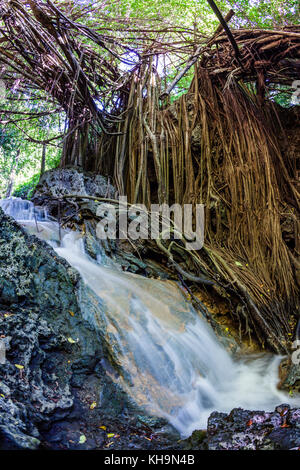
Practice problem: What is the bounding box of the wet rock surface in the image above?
[279,357,300,395]
[185,405,300,450]
[0,209,181,450]
[32,166,116,220]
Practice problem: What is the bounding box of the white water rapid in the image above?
[1,197,299,437]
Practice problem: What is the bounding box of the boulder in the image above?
[186,405,300,450]
[32,167,116,220]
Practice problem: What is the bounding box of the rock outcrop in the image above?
[32,167,116,223]
[33,167,115,205]
[186,405,300,450]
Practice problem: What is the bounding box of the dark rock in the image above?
[182,429,207,449]
[195,405,300,450]
[278,356,300,394]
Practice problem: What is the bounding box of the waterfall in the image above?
[0,197,48,221]
[1,198,299,437]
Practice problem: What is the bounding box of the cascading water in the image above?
[0,197,48,221]
[1,198,299,437]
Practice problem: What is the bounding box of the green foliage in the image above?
[63,0,299,99]
[61,0,299,32]
[13,173,40,200]
[226,0,299,28]
[269,85,294,108]
[0,126,20,192]
[0,90,63,197]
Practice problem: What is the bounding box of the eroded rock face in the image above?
[32,167,116,219]
[34,167,116,200]
[0,209,180,450]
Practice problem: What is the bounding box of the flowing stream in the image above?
[1,197,300,437]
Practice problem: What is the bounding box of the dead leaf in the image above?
[79,434,87,444]
[67,337,77,344]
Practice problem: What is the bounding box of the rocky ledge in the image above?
[186,405,300,450]
[32,166,116,220]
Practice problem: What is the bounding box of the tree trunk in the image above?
[6,150,20,198]
[40,144,46,177]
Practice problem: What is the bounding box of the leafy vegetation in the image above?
[0,91,63,197]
